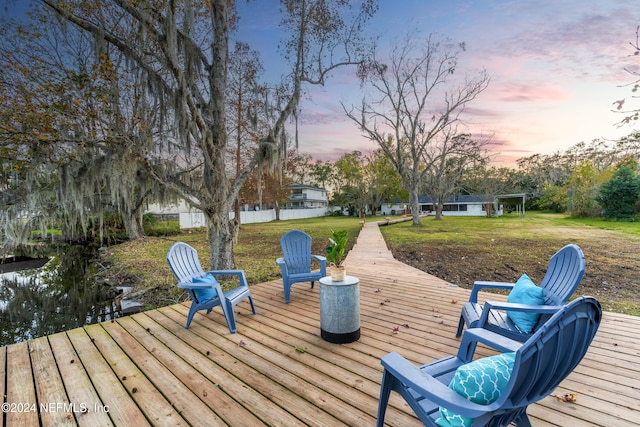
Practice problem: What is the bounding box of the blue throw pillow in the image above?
[506,274,545,333]
[192,273,219,302]
[436,352,516,427]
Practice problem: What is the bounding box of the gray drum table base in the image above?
[319,276,360,344]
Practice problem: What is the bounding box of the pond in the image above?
[0,245,142,346]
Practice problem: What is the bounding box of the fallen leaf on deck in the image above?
[294,346,306,353]
[551,393,577,403]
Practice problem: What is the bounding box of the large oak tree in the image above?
[34,0,376,268]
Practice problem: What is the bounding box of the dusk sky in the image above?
[5,1,639,166]
[235,0,640,165]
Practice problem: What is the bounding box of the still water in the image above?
[0,245,135,346]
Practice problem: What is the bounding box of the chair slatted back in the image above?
[280,230,313,275]
[507,296,601,408]
[167,242,206,282]
[539,244,585,305]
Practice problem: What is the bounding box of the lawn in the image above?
[101,216,363,308]
[380,212,640,315]
[103,212,640,315]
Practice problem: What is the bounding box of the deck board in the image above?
[47,331,113,426]
[5,342,39,427]
[1,221,638,426]
[30,336,75,427]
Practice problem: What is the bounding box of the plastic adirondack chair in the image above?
[276,229,327,303]
[377,296,602,427]
[166,242,256,333]
[456,244,585,341]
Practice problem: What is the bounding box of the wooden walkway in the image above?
[1,222,639,426]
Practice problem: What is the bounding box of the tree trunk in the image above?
[206,206,236,270]
[408,187,422,226]
[123,204,145,240]
[434,205,443,220]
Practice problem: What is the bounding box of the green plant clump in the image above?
[325,230,348,267]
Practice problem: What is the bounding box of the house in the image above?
[286,183,328,209]
[381,194,503,217]
[147,183,330,228]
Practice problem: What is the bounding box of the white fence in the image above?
[179,207,329,229]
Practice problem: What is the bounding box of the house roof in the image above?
[386,194,495,204]
[287,183,326,192]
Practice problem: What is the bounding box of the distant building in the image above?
[381,194,503,217]
[286,183,328,209]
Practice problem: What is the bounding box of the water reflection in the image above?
[0,245,131,346]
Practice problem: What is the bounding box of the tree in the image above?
[0,8,163,247]
[613,26,640,126]
[309,160,335,191]
[227,41,266,227]
[332,151,366,216]
[421,131,493,219]
[595,160,640,220]
[564,161,607,218]
[35,0,377,269]
[461,165,514,217]
[345,32,489,225]
[366,149,406,215]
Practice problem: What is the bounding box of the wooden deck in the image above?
[2,222,639,426]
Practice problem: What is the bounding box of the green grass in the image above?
[378,211,640,316]
[379,212,574,244]
[144,218,181,236]
[104,212,640,314]
[560,216,640,237]
[102,215,364,306]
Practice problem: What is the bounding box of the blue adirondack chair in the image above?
[456,244,585,341]
[377,296,602,427]
[166,242,256,333]
[276,229,327,303]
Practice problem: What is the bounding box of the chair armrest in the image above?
[469,281,515,303]
[178,281,218,290]
[276,258,287,274]
[482,300,562,315]
[310,254,326,264]
[456,328,522,361]
[311,255,327,275]
[206,269,250,287]
[476,301,562,333]
[381,352,501,418]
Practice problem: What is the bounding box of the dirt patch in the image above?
[388,228,640,315]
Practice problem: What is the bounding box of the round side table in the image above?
[319,275,361,343]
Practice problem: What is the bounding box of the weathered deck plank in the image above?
[47,331,113,426]
[29,336,75,427]
[1,221,638,426]
[5,342,39,427]
[65,328,151,426]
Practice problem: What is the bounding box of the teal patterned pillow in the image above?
[506,274,545,333]
[436,352,516,427]
[192,273,219,301]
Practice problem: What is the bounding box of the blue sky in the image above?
[235,0,640,165]
[4,1,638,165]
